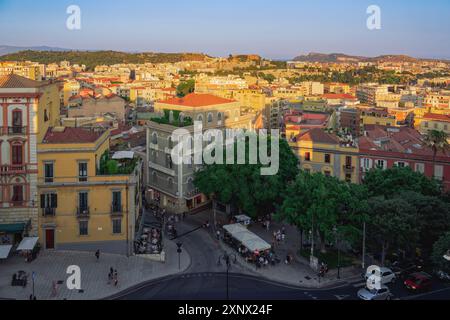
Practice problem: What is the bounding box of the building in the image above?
[0,74,60,244]
[0,61,45,81]
[37,127,142,254]
[338,107,362,136]
[356,84,389,105]
[147,93,257,214]
[67,93,127,122]
[359,125,450,191]
[419,113,450,137]
[289,128,360,183]
[284,111,331,141]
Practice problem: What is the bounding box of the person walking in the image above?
[95,250,100,261]
[114,270,118,287]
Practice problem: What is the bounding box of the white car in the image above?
[358,286,392,301]
[365,267,396,285]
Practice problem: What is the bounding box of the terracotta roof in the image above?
[0,74,45,88]
[158,93,235,107]
[297,128,339,144]
[423,113,450,122]
[43,127,105,144]
[323,93,357,100]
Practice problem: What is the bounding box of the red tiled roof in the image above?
[43,127,105,144]
[423,113,450,122]
[158,93,235,107]
[297,128,339,144]
[323,93,357,100]
[0,74,45,88]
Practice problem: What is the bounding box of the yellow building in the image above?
[37,127,142,255]
[289,128,359,183]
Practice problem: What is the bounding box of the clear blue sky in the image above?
[1,0,449,60]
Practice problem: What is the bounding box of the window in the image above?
[12,144,23,165]
[152,171,158,184]
[168,178,174,189]
[345,174,352,182]
[376,160,386,169]
[207,113,213,123]
[197,114,204,123]
[324,171,331,177]
[12,110,22,129]
[435,165,444,181]
[166,155,173,169]
[305,152,311,162]
[79,221,88,236]
[218,112,223,123]
[79,192,88,211]
[40,193,57,215]
[424,122,429,128]
[415,163,425,174]
[44,163,54,183]
[151,132,158,145]
[112,191,122,212]
[395,161,407,168]
[345,156,353,168]
[168,137,173,149]
[324,154,331,164]
[78,162,88,182]
[361,158,373,170]
[113,219,122,234]
[12,185,24,205]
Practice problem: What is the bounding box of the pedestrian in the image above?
[114,270,118,287]
[216,230,221,241]
[95,249,100,261]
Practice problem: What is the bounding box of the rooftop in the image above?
[42,127,105,144]
[158,93,235,107]
[0,74,47,89]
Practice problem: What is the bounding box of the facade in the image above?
[147,93,257,214]
[338,107,361,137]
[0,74,60,244]
[68,93,127,121]
[419,113,450,137]
[37,127,142,255]
[359,125,450,191]
[289,128,360,183]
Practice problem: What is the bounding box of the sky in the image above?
[0,0,449,60]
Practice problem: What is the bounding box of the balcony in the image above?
[111,204,124,216]
[8,126,27,135]
[76,207,90,218]
[42,207,56,217]
[1,165,27,175]
[343,165,355,173]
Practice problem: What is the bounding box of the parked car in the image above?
[365,267,397,285]
[404,272,433,292]
[358,286,392,301]
[434,270,450,282]
[391,261,422,279]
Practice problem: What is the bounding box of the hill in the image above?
[293,52,422,63]
[0,50,212,70]
[0,45,71,56]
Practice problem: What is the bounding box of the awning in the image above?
[112,151,135,160]
[17,237,39,251]
[0,223,26,233]
[223,224,271,252]
[0,245,13,259]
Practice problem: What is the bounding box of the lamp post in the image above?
[362,221,367,271]
[333,226,341,280]
[176,242,183,270]
[217,252,237,300]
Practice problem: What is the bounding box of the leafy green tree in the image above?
[194,137,298,218]
[176,79,195,97]
[363,166,442,198]
[431,232,450,273]
[367,197,420,266]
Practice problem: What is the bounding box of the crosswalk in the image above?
[346,276,367,288]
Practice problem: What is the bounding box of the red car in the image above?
[404,272,433,292]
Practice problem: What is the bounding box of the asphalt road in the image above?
[113,272,449,300]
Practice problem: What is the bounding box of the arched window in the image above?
[11,142,23,165]
[12,110,23,134]
[151,132,158,145]
[197,114,204,123]
[217,112,223,122]
[168,136,173,149]
[152,171,158,184]
[168,178,174,189]
[207,113,213,123]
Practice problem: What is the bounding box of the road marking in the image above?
[335,295,350,300]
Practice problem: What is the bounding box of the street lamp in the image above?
[217,252,237,300]
[333,226,341,280]
[176,242,183,270]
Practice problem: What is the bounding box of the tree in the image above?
[423,130,449,163]
[363,166,442,198]
[367,197,420,266]
[176,79,195,97]
[194,137,298,218]
[431,232,450,273]
[277,172,368,254]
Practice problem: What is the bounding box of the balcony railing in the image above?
[0,165,27,175]
[77,206,90,218]
[8,126,27,135]
[111,204,124,216]
[343,165,355,173]
[42,207,56,217]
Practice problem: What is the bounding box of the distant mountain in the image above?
[0,45,71,56]
[292,52,423,63]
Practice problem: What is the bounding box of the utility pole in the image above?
[362,222,366,271]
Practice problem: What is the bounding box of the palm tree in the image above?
[423,130,450,163]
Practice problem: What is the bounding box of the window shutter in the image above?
[51,194,58,208]
[40,194,46,208]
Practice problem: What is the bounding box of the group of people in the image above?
[135,227,162,255]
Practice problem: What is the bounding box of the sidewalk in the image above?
[0,239,190,300]
[192,209,360,288]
